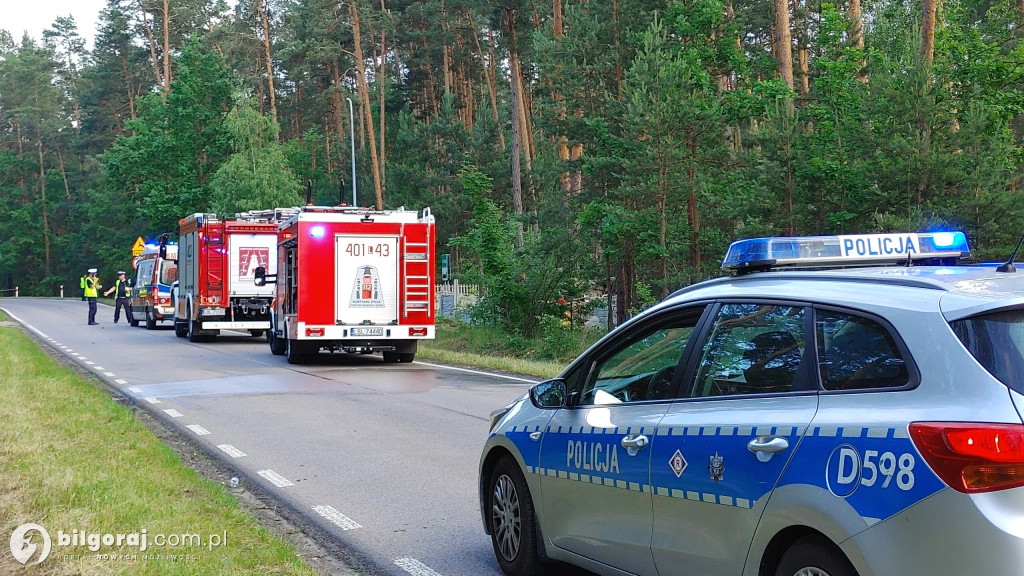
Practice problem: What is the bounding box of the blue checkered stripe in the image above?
[508,423,917,513]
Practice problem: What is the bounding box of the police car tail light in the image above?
[909,423,1024,493]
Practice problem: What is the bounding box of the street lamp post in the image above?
[347,97,357,207]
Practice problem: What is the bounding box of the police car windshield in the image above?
[951,308,1024,394]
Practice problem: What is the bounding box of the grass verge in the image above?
[0,318,322,576]
[416,319,606,379]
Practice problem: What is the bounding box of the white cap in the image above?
[88,268,98,273]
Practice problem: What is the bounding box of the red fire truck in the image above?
[171,212,287,342]
[256,205,435,364]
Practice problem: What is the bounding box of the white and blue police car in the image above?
[480,231,1024,576]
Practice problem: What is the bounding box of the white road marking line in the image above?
[412,360,539,383]
[163,409,183,418]
[312,505,361,531]
[394,557,444,576]
[186,425,211,436]
[104,372,115,377]
[85,361,94,365]
[93,366,104,370]
[257,470,294,487]
[216,444,246,458]
[124,383,137,390]
[144,397,161,404]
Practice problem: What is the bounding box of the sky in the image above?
[3,0,107,49]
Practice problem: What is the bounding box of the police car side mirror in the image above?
[530,379,567,409]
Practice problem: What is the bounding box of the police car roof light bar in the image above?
[722,231,970,273]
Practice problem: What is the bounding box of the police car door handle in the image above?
[747,436,789,463]
[621,434,649,456]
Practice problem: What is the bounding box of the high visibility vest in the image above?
[80,276,86,289]
[115,279,132,298]
[84,277,99,298]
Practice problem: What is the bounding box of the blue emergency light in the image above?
[722,231,970,272]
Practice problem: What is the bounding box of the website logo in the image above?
[10,523,51,565]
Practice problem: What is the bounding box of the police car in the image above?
[480,231,1024,576]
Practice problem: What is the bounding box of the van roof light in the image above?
[722,231,970,272]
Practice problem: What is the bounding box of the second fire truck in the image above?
[172,211,288,342]
[255,205,435,364]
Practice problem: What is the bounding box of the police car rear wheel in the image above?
[145,307,156,330]
[775,536,857,576]
[488,457,544,576]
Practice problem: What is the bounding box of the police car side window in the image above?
[816,310,909,391]
[577,311,702,405]
[689,304,806,398]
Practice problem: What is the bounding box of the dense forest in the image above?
[2,0,1024,333]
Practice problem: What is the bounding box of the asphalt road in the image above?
[0,297,540,576]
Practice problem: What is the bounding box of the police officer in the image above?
[84,268,101,325]
[103,271,134,324]
[80,271,88,301]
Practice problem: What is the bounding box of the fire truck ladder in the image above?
[402,226,432,318]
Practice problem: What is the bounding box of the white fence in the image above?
[435,281,480,316]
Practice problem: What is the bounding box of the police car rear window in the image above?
[951,308,1024,395]
[816,310,910,391]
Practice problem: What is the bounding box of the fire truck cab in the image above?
[258,205,435,364]
[173,212,283,342]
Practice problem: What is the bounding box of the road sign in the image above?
[131,236,146,257]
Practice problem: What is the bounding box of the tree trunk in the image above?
[509,50,526,250]
[349,0,385,209]
[136,0,164,91]
[773,0,794,91]
[922,0,937,70]
[686,130,701,278]
[56,144,71,200]
[795,0,809,95]
[162,0,172,92]
[257,0,279,129]
[483,28,505,149]
[329,61,348,175]
[379,0,387,193]
[917,0,938,206]
[35,135,52,276]
[849,0,866,80]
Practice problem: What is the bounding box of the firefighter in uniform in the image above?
[84,268,101,325]
[103,271,134,324]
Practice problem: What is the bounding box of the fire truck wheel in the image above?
[145,308,157,330]
[269,330,286,355]
[174,317,187,338]
[286,339,312,364]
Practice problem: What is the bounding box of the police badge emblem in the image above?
[708,451,725,483]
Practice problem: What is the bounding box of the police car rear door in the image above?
[536,304,708,575]
[651,302,817,576]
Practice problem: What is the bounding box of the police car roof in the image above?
[664,264,1024,322]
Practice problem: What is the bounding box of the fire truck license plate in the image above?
[351,327,384,337]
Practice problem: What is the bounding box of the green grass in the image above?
[0,322,322,576]
[417,319,606,379]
